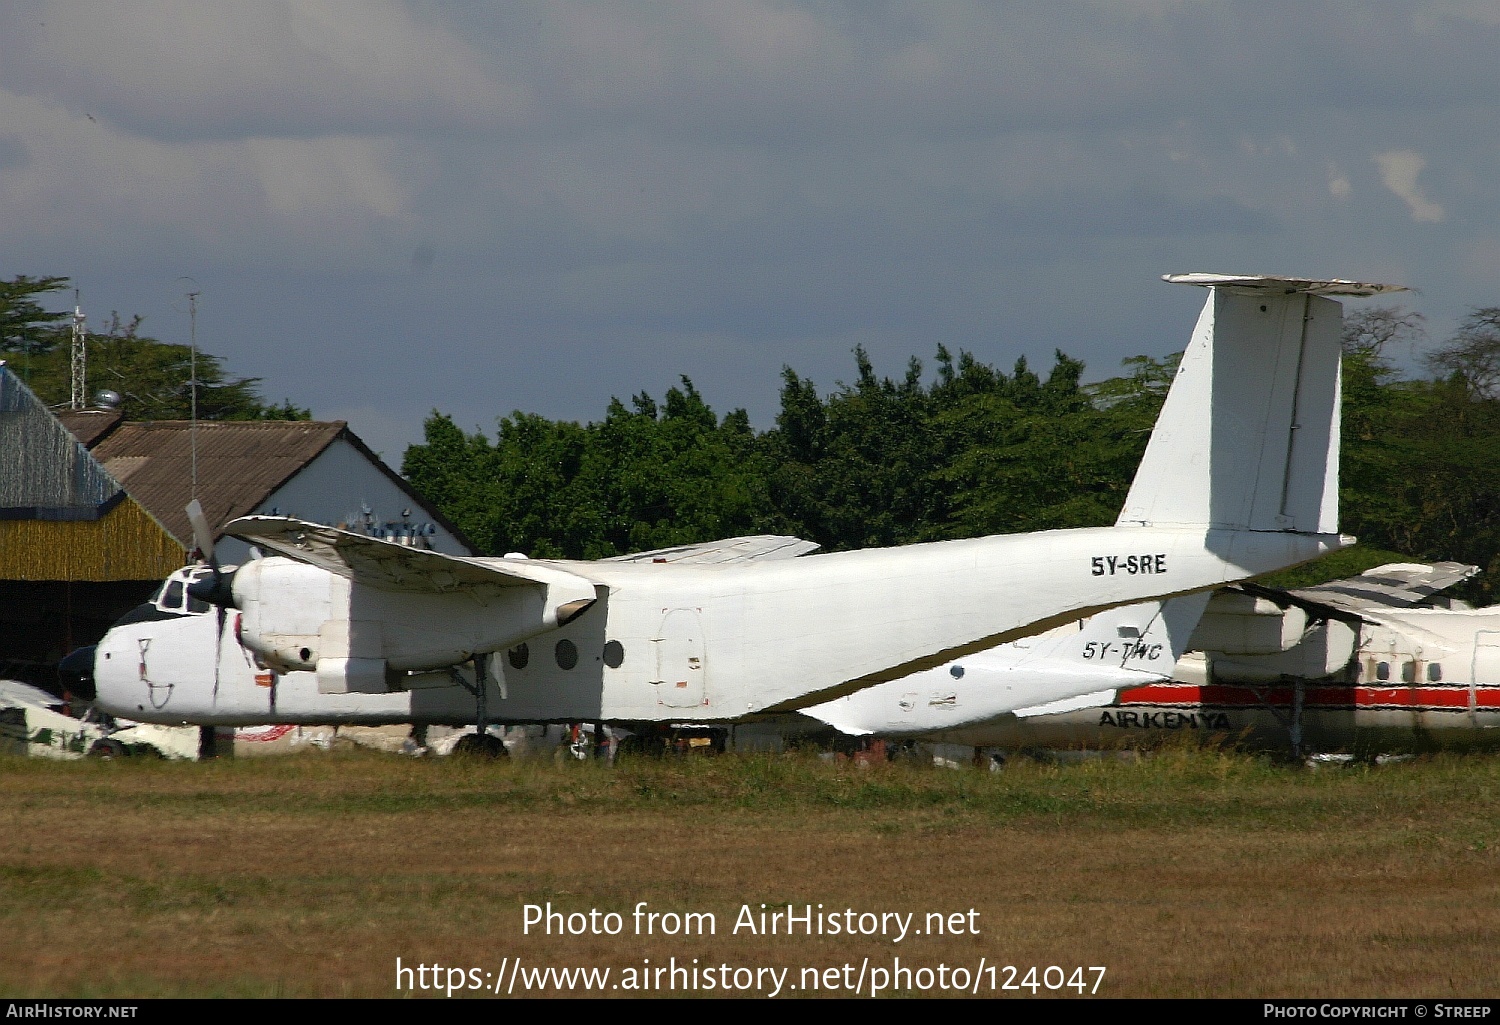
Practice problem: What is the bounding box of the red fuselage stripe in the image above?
[1118,684,1500,710]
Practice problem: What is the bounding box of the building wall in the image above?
[213,436,471,563]
[0,497,184,582]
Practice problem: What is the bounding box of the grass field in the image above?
[2,746,1498,998]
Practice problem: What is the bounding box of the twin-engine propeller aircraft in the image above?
[994,561,1500,755]
[89,274,1398,747]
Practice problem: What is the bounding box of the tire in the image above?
[452,732,509,759]
[87,738,129,759]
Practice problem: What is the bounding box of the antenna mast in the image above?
[187,286,200,501]
[69,291,86,410]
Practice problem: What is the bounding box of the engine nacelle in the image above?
[233,559,343,672]
[230,556,601,694]
[1189,591,1308,656]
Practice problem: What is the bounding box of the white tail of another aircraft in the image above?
[1119,275,1404,534]
[802,592,1214,737]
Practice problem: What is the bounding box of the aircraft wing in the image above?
[0,679,69,712]
[602,535,820,564]
[225,516,597,595]
[1273,561,1481,617]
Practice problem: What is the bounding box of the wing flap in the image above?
[603,535,820,564]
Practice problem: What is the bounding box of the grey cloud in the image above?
[3,1,1499,462]
[9,3,1500,150]
[0,135,26,169]
[0,2,527,142]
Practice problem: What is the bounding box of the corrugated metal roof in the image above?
[86,420,346,546]
[55,410,123,448]
[0,365,123,519]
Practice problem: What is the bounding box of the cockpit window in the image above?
[163,580,185,610]
[186,569,212,613]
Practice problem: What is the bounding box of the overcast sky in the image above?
[3,1,1497,460]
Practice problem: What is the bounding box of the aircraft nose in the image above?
[57,645,97,700]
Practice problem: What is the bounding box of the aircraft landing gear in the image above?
[453,732,508,758]
[88,738,128,759]
[451,652,509,758]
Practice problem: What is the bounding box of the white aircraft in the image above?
[997,562,1500,755]
[793,593,1212,741]
[89,273,1393,750]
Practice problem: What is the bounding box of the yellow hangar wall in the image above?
[0,498,185,582]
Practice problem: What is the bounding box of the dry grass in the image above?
[1,747,1498,998]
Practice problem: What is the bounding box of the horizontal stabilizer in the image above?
[225,516,596,596]
[1161,274,1408,298]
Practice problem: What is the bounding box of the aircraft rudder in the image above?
[1116,276,1386,535]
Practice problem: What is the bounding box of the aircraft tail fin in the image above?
[1008,592,1212,718]
[1020,591,1211,677]
[1117,275,1405,534]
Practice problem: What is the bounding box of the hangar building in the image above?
[1,362,474,688]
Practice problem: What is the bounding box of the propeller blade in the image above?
[213,604,226,700]
[184,500,239,607]
[186,499,215,564]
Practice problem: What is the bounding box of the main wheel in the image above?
[452,732,509,759]
[87,738,129,759]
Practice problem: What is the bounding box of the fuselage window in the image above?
[1376,662,1391,682]
[555,639,578,671]
[1428,663,1443,683]
[1401,661,1416,684]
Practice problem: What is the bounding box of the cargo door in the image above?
[1472,632,1500,726]
[653,609,706,709]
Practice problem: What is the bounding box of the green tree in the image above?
[0,274,70,358]
[1338,305,1500,601]
[404,306,1500,598]
[403,380,772,558]
[1426,306,1500,401]
[0,272,310,421]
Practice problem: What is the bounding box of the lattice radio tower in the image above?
[69,290,87,410]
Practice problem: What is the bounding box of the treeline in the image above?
[406,306,1500,603]
[402,348,1169,561]
[1,275,308,420]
